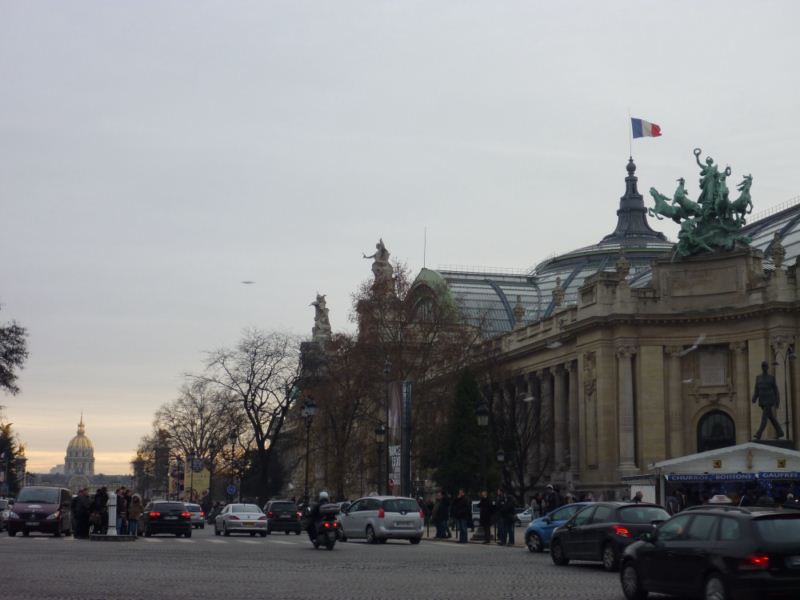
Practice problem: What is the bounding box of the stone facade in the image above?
[476,246,799,498]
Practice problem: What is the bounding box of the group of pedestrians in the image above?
[69,486,143,538]
[430,483,569,546]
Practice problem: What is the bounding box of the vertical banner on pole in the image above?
[401,381,412,497]
[388,382,402,493]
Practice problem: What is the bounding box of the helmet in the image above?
[318,491,329,502]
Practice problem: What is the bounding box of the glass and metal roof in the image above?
[419,160,800,338]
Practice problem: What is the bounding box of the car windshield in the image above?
[270,502,296,511]
[16,488,59,504]
[383,499,420,513]
[232,504,262,513]
[186,504,201,511]
[153,502,186,511]
[753,515,800,543]
[618,506,670,524]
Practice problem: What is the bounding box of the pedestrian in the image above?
[94,487,109,534]
[543,484,561,512]
[632,490,643,503]
[73,488,91,539]
[127,494,143,536]
[115,487,129,534]
[451,489,471,544]
[530,493,543,518]
[497,489,516,546]
[478,490,494,544]
[433,490,451,538]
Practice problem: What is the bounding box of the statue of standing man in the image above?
[752,360,785,440]
[363,238,393,286]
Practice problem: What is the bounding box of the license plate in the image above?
[26,521,39,526]
[244,522,254,527]
[281,513,290,518]
[164,516,177,520]
[394,521,412,528]
[787,556,800,568]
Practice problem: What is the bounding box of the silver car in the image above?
[339,496,423,544]
[185,503,205,529]
[214,503,267,537]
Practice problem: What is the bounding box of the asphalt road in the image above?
[1,526,636,600]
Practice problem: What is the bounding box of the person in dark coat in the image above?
[433,490,451,538]
[72,488,91,538]
[478,490,494,544]
[450,489,471,543]
[496,489,516,546]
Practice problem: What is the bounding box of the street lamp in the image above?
[496,448,505,464]
[374,422,386,493]
[207,442,217,503]
[474,397,490,542]
[302,397,317,504]
[187,452,196,503]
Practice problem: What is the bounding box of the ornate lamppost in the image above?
[475,397,490,541]
[374,422,386,493]
[302,397,317,504]
[228,430,237,502]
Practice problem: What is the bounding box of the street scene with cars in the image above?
[3,2,800,600]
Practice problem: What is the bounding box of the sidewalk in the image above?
[423,526,525,548]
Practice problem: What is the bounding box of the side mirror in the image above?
[543,517,551,524]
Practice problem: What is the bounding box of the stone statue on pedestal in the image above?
[363,238,393,285]
[310,293,332,343]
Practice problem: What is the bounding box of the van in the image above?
[6,486,73,537]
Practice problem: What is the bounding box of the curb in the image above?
[89,534,138,542]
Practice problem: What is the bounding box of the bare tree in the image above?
[197,329,301,501]
[0,310,28,395]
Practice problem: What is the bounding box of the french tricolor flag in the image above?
[631,117,662,138]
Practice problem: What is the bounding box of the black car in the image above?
[550,502,670,571]
[620,505,800,600]
[263,500,301,535]
[139,501,192,537]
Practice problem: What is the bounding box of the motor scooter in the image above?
[310,513,340,550]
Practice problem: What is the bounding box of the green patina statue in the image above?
[649,149,753,258]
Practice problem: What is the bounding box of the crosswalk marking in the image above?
[176,539,195,543]
[207,539,227,544]
[237,540,260,545]
[269,540,296,545]
[142,538,162,543]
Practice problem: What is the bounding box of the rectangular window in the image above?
[700,349,727,385]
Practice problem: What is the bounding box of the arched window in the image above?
[697,410,736,453]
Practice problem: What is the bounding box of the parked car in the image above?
[263,499,301,535]
[138,500,192,537]
[214,503,267,537]
[514,507,534,527]
[550,502,669,571]
[0,498,10,532]
[525,502,592,552]
[5,486,72,537]
[619,504,800,600]
[339,496,424,544]
[184,503,205,529]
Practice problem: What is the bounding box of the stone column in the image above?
[539,369,553,474]
[567,360,579,474]
[664,346,684,457]
[616,345,637,471]
[553,365,568,471]
[731,342,750,443]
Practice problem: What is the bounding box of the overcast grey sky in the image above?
[2,1,799,473]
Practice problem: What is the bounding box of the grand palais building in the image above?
[407,157,800,502]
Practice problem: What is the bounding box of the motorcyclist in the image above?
[306,491,330,541]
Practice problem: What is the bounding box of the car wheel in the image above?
[284,530,289,535]
[378,538,387,544]
[54,528,61,538]
[223,523,230,537]
[8,530,16,537]
[409,537,421,545]
[602,542,619,572]
[620,562,648,600]
[704,574,727,600]
[214,526,221,536]
[22,530,29,537]
[250,532,256,537]
[550,540,569,566]
[185,530,192,538]
[200,524,204,529]
[260,531,267,537]
[366,525,377,544]
[294,530,301,535]
[527,533,543,553]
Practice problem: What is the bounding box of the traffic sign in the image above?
[226,484,237,496]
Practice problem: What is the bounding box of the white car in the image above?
[339,496,424,544]
[214,503,267,537]
[515,507,534,527]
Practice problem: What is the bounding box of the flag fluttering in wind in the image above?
[631,117,661,138]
